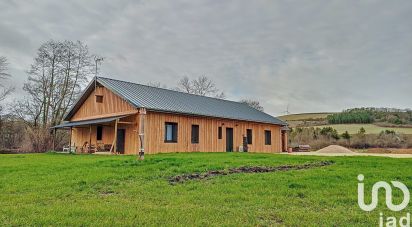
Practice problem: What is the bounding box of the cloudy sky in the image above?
[1,0,411,116]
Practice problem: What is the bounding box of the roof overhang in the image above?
[52,115,130,129]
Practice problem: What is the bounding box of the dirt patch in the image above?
[316,145,354,154]
[169,161,333,184]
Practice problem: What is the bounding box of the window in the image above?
[265,130,271,145]
[97,126,103,141]
[246,129,252,144]
[165,122,178,143]
[191,125,199,144]
[218,127,222,139]
[96,95,103,103]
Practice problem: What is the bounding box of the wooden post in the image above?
[113,119,119,154]
[138,108,146,160]
[69,127,73,153]
[89,125,92,153]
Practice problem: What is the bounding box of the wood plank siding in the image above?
[71,85,136,121]
[144,111,282,154]
[68,85,284,154]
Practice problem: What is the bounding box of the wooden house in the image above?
[53,77,288,156]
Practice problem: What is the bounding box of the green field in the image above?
[1,153,411,226]
[313,124,412,134]
[278,112,333,121]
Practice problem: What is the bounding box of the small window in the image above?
[191,125,199,144]
[265,130,271,145]
[96,95,103,103]
[165,122,178,143]
[247,129,252,144]
[218,127,222,139]
[97,126,103,141]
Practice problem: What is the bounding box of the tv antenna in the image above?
[94,56,104,76]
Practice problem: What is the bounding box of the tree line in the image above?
[327,108,412,125]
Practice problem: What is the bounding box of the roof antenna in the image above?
[94,56,104,90]
[94,56,104,77]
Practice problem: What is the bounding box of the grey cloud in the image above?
[0,0,411,115]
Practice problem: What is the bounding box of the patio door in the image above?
[117,129,126,154]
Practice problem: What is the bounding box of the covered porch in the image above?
[52,114,139,154]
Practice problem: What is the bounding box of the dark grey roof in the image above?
[53,115,129,128]
[65,77,286,125]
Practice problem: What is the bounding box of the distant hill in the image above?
[278,113,334,121]
[279,109,412,135]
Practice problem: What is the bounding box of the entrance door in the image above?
[116,129,126,154]
[226,128,233,152]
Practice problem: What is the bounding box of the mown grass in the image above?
[1,152,411,226]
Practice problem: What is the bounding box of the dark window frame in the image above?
[191,124,199,144]
[164,122,178,143]
[95,95,103,103]
[265,130,271,145]
[218,127,222,139]
[97,126,103,141]
[247,129,252,145]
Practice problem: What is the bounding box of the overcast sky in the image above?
[1,0,411,116]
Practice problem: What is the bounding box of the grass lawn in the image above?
[313,124,412,134]
[1,153,411,226]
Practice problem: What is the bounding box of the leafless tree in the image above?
[0,56,14,102]
[175,76,225,99]
[240,99,264,112]
[0,56,10,80]
[18,40,93,128]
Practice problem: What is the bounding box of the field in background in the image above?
[280,113,412,135]
[1,153,412,226]
[314,124,412,134]
[278,112,333,121]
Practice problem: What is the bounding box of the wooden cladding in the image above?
[144,111,282,154]
[71,86,135,121]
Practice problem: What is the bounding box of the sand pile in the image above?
[316,145,354,154]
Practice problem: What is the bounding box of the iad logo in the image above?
[358,174,411,227]
[357,174,410,212]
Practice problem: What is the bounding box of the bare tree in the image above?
[0,56,14,102]
[19,40,93,128]
[240,99,264,112]
[175,76,225,99]
[0,56,10,80]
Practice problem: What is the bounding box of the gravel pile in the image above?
[316,145,354,154]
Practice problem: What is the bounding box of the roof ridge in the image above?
[97,76,256,107]
[95,76,286,126]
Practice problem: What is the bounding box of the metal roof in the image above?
[53,115,125,128]
[92,77,286,125]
